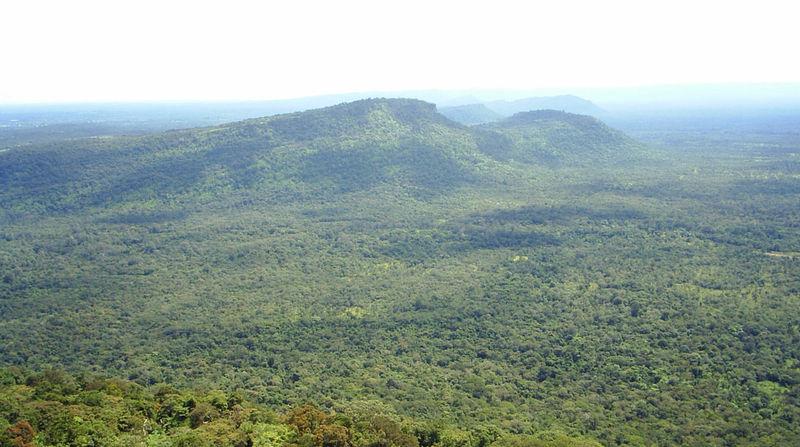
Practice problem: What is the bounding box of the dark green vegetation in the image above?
[476,111,641,165]
[0,368,600,447]
[1,99,799,446]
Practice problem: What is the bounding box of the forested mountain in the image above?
[0,99,473,215]
[0,94,605,148]
[0,99,637,218]
[1,99,799,446]
[476,111,641,165]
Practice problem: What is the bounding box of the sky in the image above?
[1,0,799,104]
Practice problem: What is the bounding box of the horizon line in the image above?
[2,81,800,107]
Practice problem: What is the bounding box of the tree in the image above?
[286,405,329,435]
[190,402,220,428]
[5,420,35,447]
[314,424,352,447]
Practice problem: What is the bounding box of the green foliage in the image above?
[491,433,602,447]
[246,422,296,447]
[351,415,418,447]
[0,375,530,447]
[1,100,799,446]
[478,110,642,165]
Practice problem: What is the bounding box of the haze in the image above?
[2,0,799,104]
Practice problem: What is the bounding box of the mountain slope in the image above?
[0,99,498,215]
[477,110,642,165]
[0,99,638,218]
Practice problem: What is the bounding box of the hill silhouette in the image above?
[485,95,604,117]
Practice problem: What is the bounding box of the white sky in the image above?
[1,0,799,104]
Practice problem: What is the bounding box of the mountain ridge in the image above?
[485,94,604,117]
[0,98,642,218]
[476,109,640,165]
[437,95,605,125]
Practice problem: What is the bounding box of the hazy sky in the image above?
[2,0,799,103]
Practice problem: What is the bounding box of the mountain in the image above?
[0,99,476,214]
[485,95,604,117]
[0,98,639,217]
[437,96,605,126]
[6,99,798,446]
[0,94,605,147]
[438,103,504,125]
[477,110,641,165]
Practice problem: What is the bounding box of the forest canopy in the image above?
[1,99,798,446]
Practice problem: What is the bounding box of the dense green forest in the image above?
[1,99,799,446]
[0,368,600,447]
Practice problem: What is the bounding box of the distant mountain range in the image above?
[439,95,604,125]
[485,95,604,116]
